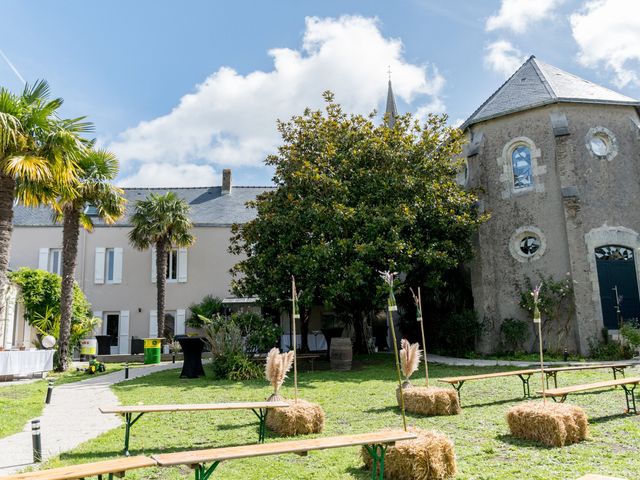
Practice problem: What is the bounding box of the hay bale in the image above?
[265,399,325,436]
[362,427,456,480]
[397,386,461,416]
[507,401,588,447]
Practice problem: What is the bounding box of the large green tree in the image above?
[54,148,126,370]
[0,81,88,318]
[129,192,194,338]
[230,92,485,352]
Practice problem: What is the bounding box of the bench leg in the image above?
[195,462,220,480]
[545,372,558,389]
[452,381,465,404]
[364,443,388,480]
[123,412,145,456]
[251,408,267,443]
[517,374,532,398]
[621,384,638,414]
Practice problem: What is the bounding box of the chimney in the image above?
[222,169,232,195]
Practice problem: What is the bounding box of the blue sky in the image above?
[1,0,639,187]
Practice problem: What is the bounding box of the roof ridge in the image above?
[460,55,535,130]
[529,57,557,99]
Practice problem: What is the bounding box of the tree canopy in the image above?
[230,92,486,350]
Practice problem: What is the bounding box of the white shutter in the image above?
[119,310,130,354]
[38,248,49,270]
[176,309,186,335]
[113,248,123,284]
[177,248,188,283]
[151,248,157,283]
[149,310,158,337]
[94,248,105,284]
[93,310,103,335]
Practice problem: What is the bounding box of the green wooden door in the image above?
[596,245,640,329]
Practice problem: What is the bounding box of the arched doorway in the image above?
[595,245,640,329]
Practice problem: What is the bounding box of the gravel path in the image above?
[0,361,182,475]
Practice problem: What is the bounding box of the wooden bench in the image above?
[152,430,417,480]
[439,363,633,403]
[99,401,289,455]
[1,455,156,480]
[540,377,640,414]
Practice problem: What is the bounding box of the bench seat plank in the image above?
[541,377,640,397]
[439,369,539,383]
[99,401,289,414]
[1,456,156,480]
[153,431,417,466]
[544,364,633,373]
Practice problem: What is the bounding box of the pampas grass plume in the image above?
[400,339,421,381]
[265,347,295,396]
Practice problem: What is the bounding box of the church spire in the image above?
[385,69,398,128]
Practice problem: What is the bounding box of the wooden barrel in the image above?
[330,337,352,371]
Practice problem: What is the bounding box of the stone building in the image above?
[462,56,640,354]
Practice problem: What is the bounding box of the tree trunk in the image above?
[352,309,369,354]
[57,206,81,371]
[155,239,168,340]
[0,174,16,322]
[300,307,310,353]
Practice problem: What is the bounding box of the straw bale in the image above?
[265,399,325,436]
[507,401,588,447]
[397,386,461,416]
[362,427,456,480]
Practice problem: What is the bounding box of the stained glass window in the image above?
[595,245,634,261]
[520,236,541,256]
[512,145,532,189]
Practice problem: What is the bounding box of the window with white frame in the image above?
[151,247,188,283]
[166,249,178,282]
[511,145,533,189]
[48,249,62,275]
[94,247,123,284]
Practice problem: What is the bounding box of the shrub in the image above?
[436,309,482,356]
[621,322,640,351]
[232,312,282,352]
[587,336,634,360]
[187,295,224,328]
[500,318,529,353]
[211,353,262,380]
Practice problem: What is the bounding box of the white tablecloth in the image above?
[280,334,327,352]
[0,350,55,376]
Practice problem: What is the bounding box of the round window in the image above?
[520,236,541,256]
[509,226,546,262]
[589,134,609,157]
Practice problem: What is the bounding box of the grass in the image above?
[36,355,640,479]
[0,363,123,439]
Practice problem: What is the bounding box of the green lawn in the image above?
[39,355,640,479]
[0,363,123,439]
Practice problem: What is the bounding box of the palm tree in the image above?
[0,80,89,316]
[129,192,194,339]
[55,148,126,371]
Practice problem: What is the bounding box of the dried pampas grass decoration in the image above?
[507,401,588,447]
[265,399,325,436]
[265,347,295,402]
[362,427,456,480]
[397,386,461,416]
[400,339,421,388]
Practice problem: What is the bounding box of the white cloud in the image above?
[570,0,640,87]
[118,163,218,188]
[486,0,564,33]
[110,16,445,187]
[484,41,526,78]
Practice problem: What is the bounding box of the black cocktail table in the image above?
[176,336,205,378]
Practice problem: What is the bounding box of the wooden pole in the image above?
[417,287,429,387]
[291,276,299,403]
[537,317,546,403]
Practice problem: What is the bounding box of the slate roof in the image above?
[462,56,639,130]
[12,186,275,227]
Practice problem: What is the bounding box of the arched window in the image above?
[512,145,532,189]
